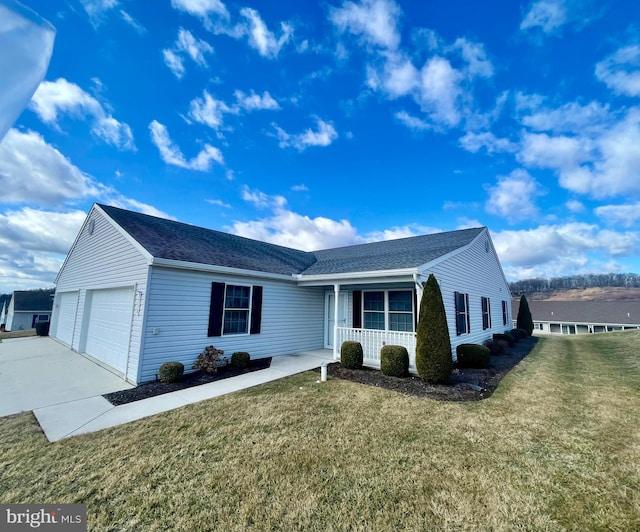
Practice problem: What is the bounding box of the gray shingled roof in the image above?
[513,300,640,325]
[304,227,484,274]
[13,290,55,311]
[99,204,484,277]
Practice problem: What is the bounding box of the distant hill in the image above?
[510,273,640,301]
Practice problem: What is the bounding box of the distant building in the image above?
[512,299,640,335]
[4,290,55,332]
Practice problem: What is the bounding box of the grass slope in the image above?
[1,332,639,530]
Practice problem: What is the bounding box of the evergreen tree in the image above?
[415,274,453,383]
[516,294,534,336]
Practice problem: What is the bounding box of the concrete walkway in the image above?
[0,337,333,442]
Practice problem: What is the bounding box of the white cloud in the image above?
[163,28,214,79]
[366,53,419,97]
[241,185,287,209]
[0,129,101,205]
[148,120,224,171]
[520,0,567,34]
[595,44,640,97]
[451,38,493,78]
[80,0,119,25]
[291,184,309,192]
[206,198,231,208]
[188,91,233,130]
[485,170,544,223]
[120,10,146,34]
[492,223,639,280]
[239,8,293,59]
[330,0,402,50]
[459,131,517,154]
[566,199,585,213]
[28,78,135,150]
[418,56,464,127]
[170,0,229,27]
[234,90,280,111]
[394,111,430,131]
[518,98,611,134]
[595,203,640,228]
[274,118,338,151]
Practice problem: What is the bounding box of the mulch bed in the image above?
[318,337,539,401]
[103,358,272,406]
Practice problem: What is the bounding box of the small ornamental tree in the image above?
[415,274,453,383]
[516,295,534,336]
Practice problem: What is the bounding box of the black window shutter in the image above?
[454,291,464,335]
[208,282,225,337]
[352,290,362,328]
[250,285,263,334]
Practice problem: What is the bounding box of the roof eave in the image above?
[295,267,419,286]
[150,257,298,281]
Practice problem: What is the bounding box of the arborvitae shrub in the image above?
[516,295,534,336]
[380,345,409,377]
[231,351,251,368]
[193,345,225,373]
[493,332,515,347]
[415,274,453,383]
[159,361,184,383]
[456,344,490,368]
[484,338,509,356]
[35,321,50,336]
[340,341,363,369]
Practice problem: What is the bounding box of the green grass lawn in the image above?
[1,332,639,531]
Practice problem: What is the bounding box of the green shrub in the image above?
[159,361,184,383]
[416,274,453,383]
[193,345,225,373]
[380,345,409,377]
[340,341,363,369]
[35,321,50,336]
[516,295,534,336]
[493,332,515,347]
[456,344,490,368]
[510,328,527,341]
[231,351,251,368]
[484,338,509,356]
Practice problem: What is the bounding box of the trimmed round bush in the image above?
[510,328,527,341]
[231,351,251,368]
[380,345,409,377]
[456,343,490,368]
[340,341,363,370]
[493,332,515,347]
[484,338,509,356]
[159,361,184,383]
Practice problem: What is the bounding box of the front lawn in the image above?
[1,332,639,530]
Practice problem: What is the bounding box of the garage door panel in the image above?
[56,292,78,346]
[84,288,134,374]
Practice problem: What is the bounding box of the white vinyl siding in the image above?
[426,230,511,361]
[52,208,149,382]
[139,267,325,383]
[52,291,78,345]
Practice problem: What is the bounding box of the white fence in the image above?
[336,327,416,369]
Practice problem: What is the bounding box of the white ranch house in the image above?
[50,204,512,384]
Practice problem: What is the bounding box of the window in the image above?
[37,314,50,322]
[454,291,470,335]
[208,282,263,337]
[363,291,385,330]
[223,285,250,334]
[502,300,509,326]
[481,297,491,330]
[360,290,414,332]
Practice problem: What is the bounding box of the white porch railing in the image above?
[336,327,417,369]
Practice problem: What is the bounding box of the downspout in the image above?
[333,283,340,360]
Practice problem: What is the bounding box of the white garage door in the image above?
[55,291,78,345]
[84,287,134,374]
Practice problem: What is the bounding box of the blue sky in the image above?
[1,0,640,293]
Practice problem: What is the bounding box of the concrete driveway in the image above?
[0,336,132,417]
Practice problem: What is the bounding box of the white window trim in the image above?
[362,289,414,332]
[222,283,253,336]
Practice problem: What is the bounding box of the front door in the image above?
[325,292,347,348]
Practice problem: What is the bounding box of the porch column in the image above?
[333,283,340,360]
[414,275,423,323]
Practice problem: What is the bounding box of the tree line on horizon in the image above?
[509,273,640,296]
